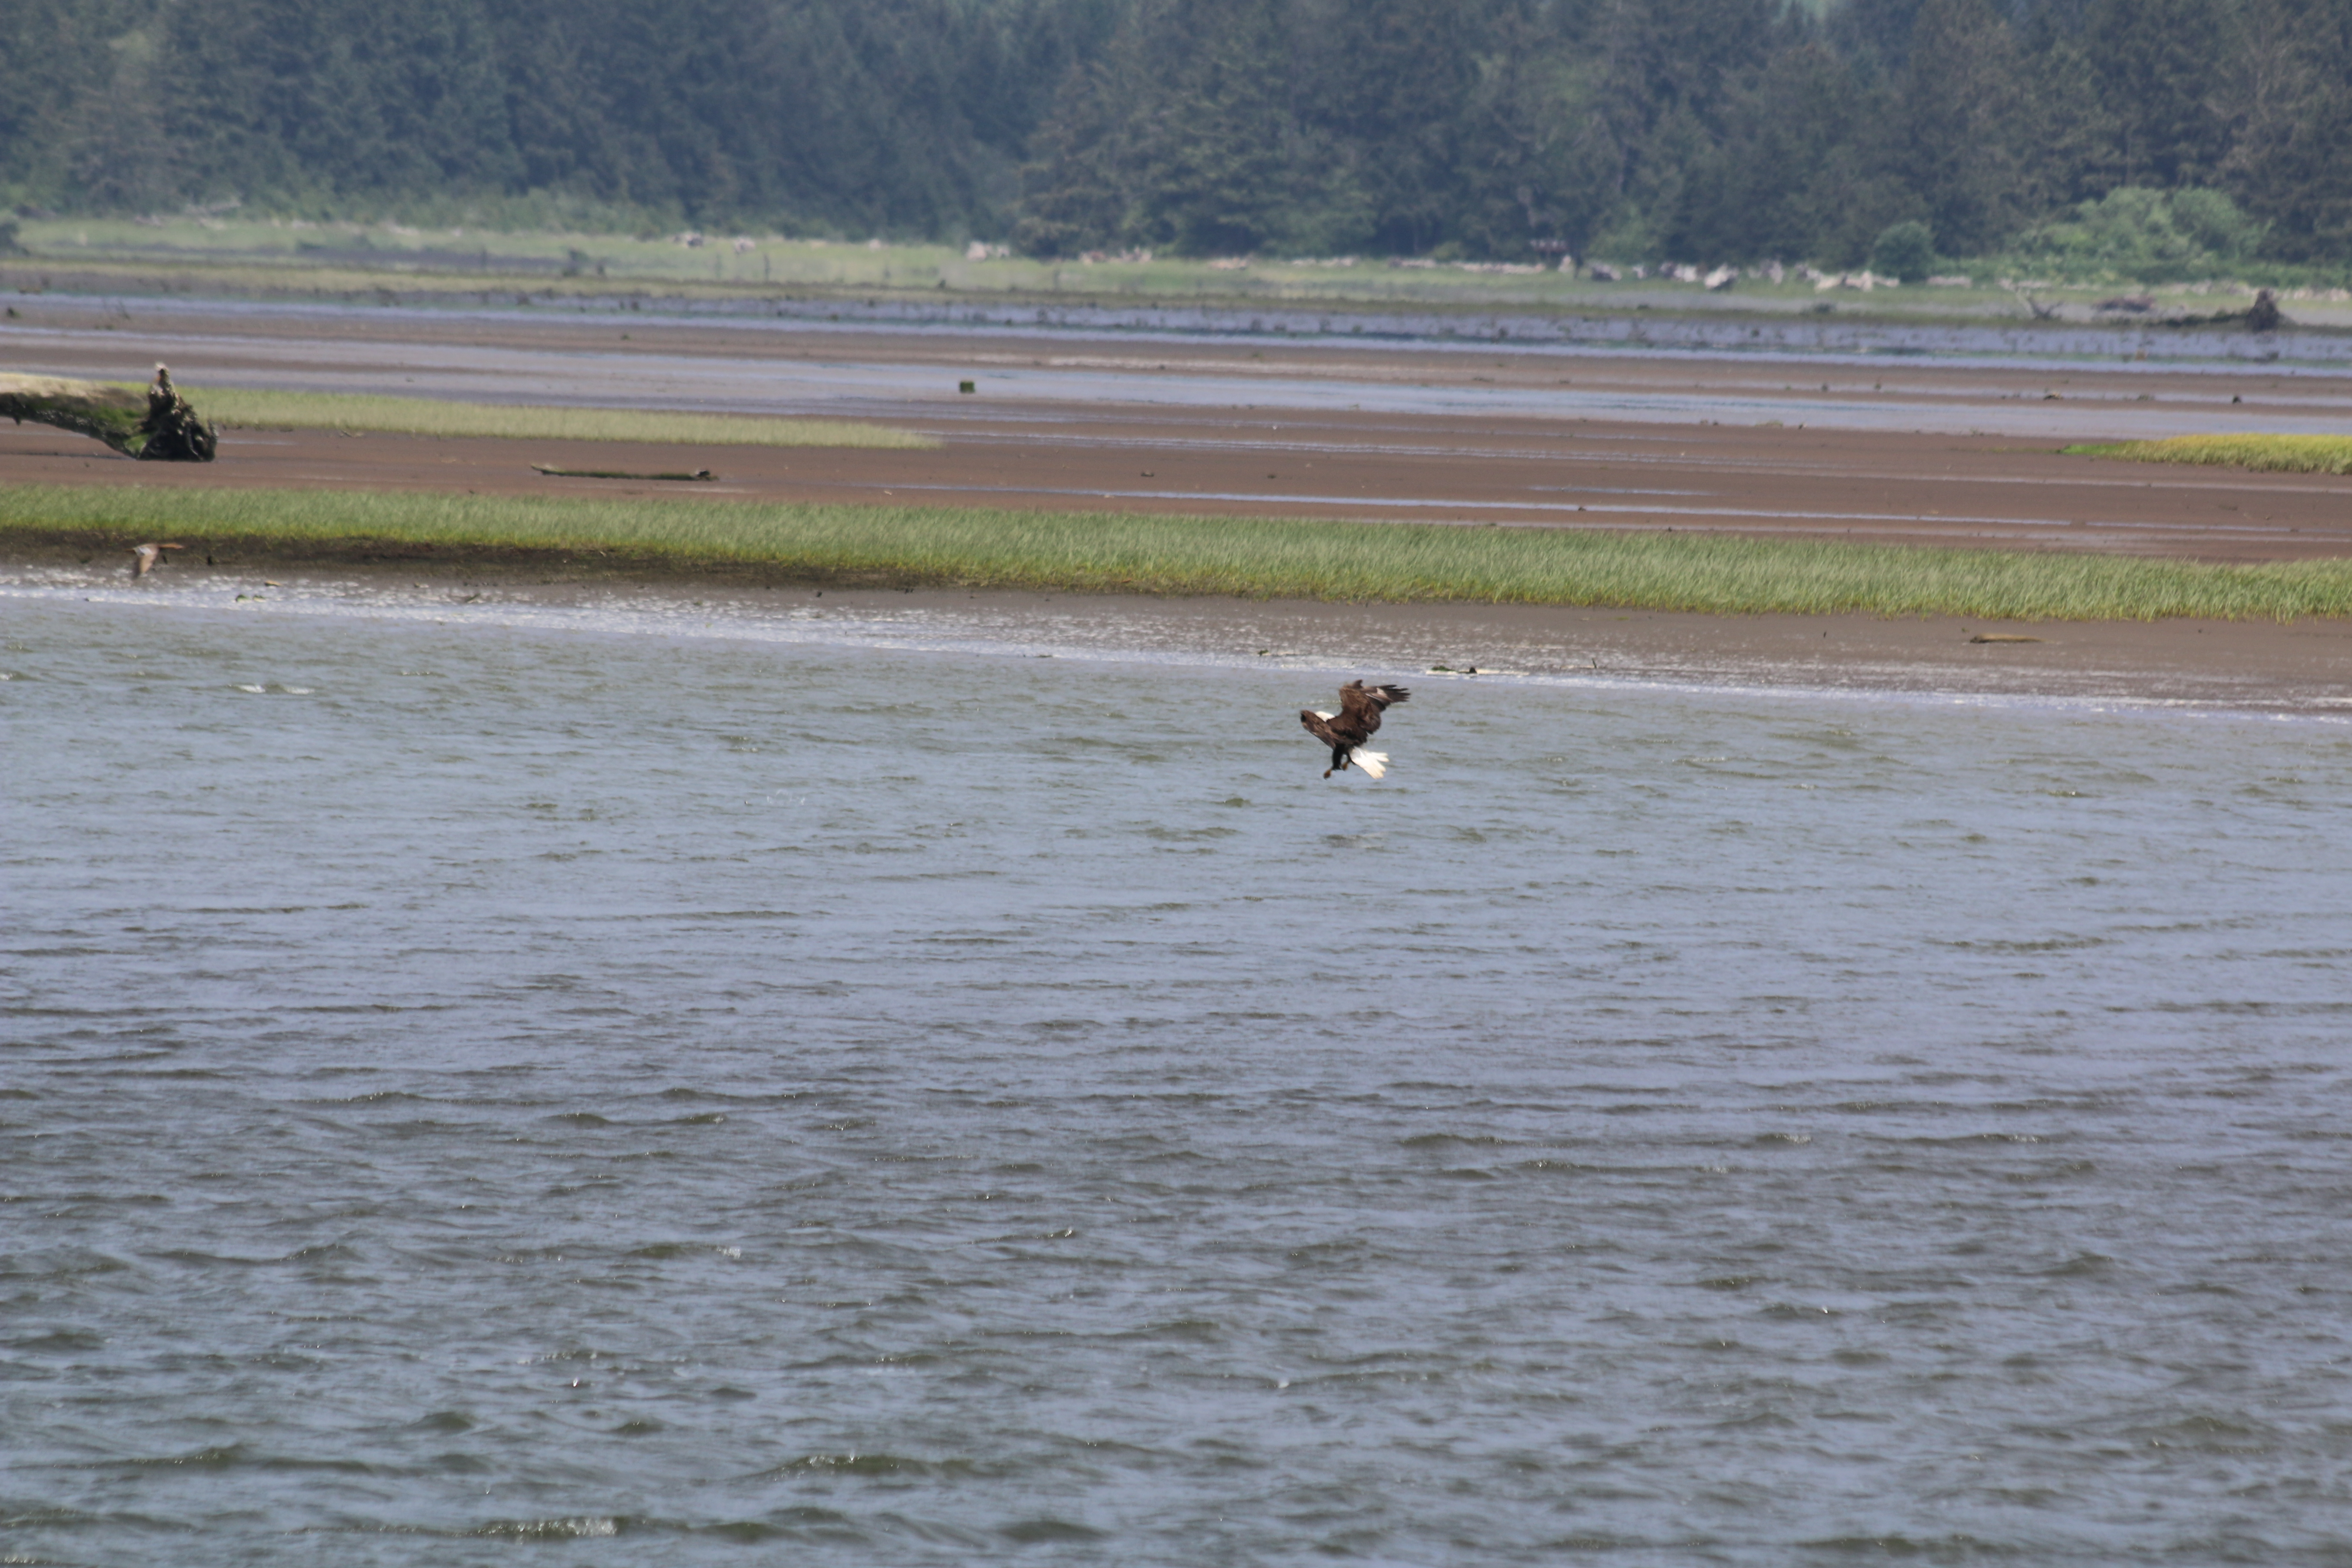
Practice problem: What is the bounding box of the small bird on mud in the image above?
[129,542,184,577]
[1300,680,1410,779]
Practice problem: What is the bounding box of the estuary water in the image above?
[6,594,2352,1565]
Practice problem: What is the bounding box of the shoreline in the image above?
[11,555,2349,717]
[8,262,2352,361]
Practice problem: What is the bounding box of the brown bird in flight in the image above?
[130,542,184,577]
[1300,680,1410,778]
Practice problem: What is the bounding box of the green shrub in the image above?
[1869,220,1936,283]
[2013,187,2266,279]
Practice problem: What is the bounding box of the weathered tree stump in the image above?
[136,364,217,460]
[0,363,217,460]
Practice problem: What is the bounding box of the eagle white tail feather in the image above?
[1351,748,1389,780]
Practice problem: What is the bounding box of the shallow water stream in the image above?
[6,597,2351,1564]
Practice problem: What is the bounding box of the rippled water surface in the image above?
[6,599,2352,1565]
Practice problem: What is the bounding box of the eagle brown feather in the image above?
[1300,680,1409,776]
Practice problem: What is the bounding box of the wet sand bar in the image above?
[6,298,2352,563]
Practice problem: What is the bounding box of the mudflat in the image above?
[5,297,2351,706]
[12,407,2352,563]
[6,299,2351,563]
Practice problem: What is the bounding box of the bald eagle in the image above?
[1301,680,1409,779]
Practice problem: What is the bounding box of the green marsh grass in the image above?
[8,483,2351,620]
[22,217,2348,323]
[2066,434,2352,475]
[179,387,935,449]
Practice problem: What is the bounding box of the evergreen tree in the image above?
[2085,0,2236,189]
[1123,0,1305,253]
[2223,0,2352,260]
[1013,43,1143,253]
[1886,0,2026,257]
[1669,40,1897,264]
[1293,0,1482,253]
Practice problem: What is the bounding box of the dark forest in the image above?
[4,0,2348,269]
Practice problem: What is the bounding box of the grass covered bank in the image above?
[176,389,937,450]
[7,483,2351,621]
[2067,435,2352,475]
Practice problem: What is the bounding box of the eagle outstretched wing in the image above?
[1300,680,1409,779]
[1301,681,1409,747]
[1336,681,1409,732]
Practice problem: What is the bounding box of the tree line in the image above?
[3,0,2347,270]
[1019,0,2352,271]
[1,0,1118,240]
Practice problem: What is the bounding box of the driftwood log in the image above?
[2009,284,2286,330]
[0,363,217,460]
